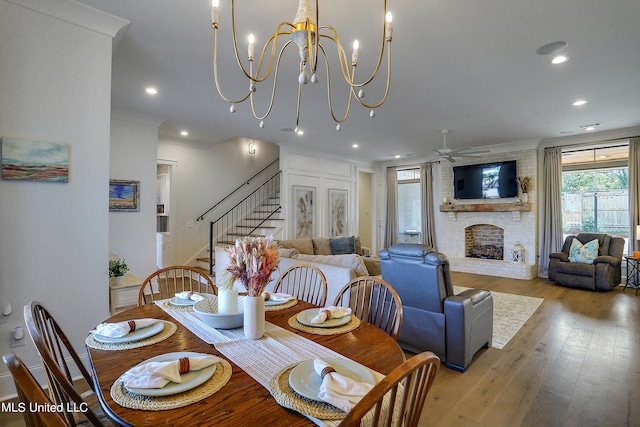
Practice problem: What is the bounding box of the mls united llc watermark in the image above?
[2,401,89,413]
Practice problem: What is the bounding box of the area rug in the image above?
[454,286,543,349]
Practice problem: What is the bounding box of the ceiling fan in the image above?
[433,130,490,163]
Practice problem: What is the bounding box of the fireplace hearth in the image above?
[467,244,503,260]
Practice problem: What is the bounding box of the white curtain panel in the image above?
[539,147,564,277]
[629,136,640,253]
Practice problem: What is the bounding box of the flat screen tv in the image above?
[453,160,517,199]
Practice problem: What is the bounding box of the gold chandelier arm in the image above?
[212,25,251,104]
[352,40,392,109]
[249,41,293,121]
[318,43,354,124]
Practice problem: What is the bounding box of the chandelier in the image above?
[210,0,393,132]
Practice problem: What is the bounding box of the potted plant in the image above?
[109,253,129,286]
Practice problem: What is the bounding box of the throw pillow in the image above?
[292,254,369,277]
[568,238,599,264]
[278,248,300,258]
[329,236,356,255]
[276,238,314,255]
[312,237,332,255]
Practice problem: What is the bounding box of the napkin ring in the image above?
[127,321,136,332]
[186,291,194,300]
[264,292,271,301]
[320,366,336,379]
[179,357,190,374]
[320,309,332,320]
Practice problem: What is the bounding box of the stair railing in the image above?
[196,158,279,222]
[208,170,281,274]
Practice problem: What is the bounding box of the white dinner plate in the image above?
[93,321,165,344]
[124,352,217,397]
[296,308,351,328]
[264,297,293,307]
[288,358,375,402]
[169,293,216,307]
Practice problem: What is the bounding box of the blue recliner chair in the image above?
[379,243,493,372]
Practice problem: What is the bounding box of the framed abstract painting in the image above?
[293,186,315,238]
[329,189,347,237]
[109,179,140,212]
[1,137,69,183]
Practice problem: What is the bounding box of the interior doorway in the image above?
[156,163,172,268]
[357,170,376,254]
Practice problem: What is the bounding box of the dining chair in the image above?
[138,265,216,305]
[333,276,403,341]
[339,351,440,427]
[3,352,69,427]
[24,301,115,427]
[273,264,328,307]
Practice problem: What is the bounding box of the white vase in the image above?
[521,193,528,203]
[243,295,265,339]
[218,288,238,314]
[109,275,125,286]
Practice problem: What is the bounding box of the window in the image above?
[397,168,421,243]
[561,143,629,253]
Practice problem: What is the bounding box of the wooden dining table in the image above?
[85,300,405,426]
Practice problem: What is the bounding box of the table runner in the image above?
[156,300,382,426]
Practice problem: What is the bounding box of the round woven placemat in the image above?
[287,314,361,335]
[161,300,195,312]
[110,358,232,410]
[270,363,345,420]
[265,299,298,312]
[85,321,177,351]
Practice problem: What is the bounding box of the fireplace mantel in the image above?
[440,202,531,221]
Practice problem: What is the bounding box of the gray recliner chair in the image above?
[379,244,493,372]
[548,233,624,291]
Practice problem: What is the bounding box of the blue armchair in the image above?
[379,244,493,372]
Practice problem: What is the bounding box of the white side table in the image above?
[109,273,143,315]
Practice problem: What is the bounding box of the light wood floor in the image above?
[417,272,640,427]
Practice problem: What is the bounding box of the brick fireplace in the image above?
[465,224,504,260]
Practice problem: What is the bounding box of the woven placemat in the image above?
[161,300,195,312]
[85,321,177,350]
[287,315,361,335]
[110,358,232,410]
[265,299,298,312]
[270,363,345,420]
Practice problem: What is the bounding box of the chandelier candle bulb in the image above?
[247,33,255,59]
[211,0,218,25]
[352,40,359,64]
[385,11,393,39]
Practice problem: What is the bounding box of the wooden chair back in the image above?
[3,352,69,427]
[24,301,112,426]
[339,351,440,427]
[333,276,403,341]
[273,264,328,306]
[138,265,216,305]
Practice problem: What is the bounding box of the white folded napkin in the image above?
[175,291,205,301]
[313,359,374,412]
[121,355,221,389]
[311,306,352,324]
[263,292,295,302]
[94,318,159,338]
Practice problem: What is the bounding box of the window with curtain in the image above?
[561,142,630,253]
[397,168,422,243]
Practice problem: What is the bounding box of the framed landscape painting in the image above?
[1,137,69,183]
[109,179,140,212]
[329,189,347,237]
[293,186,315,238]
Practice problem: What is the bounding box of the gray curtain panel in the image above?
[420,162,437,249]
[539,146,564,277]
[629,136,640,253]
[384,167,399,248]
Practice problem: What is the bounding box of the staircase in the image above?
[196,169,283,277]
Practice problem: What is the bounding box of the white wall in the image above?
[109,110,164,279]
[0,0,128,399]
[157,137,280,264]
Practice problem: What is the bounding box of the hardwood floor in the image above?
[417,272,640,427]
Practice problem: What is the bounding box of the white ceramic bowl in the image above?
[193,297,244,329]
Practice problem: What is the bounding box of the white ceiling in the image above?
[77,0,640,162]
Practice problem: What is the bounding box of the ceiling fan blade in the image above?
[447,148,491,156]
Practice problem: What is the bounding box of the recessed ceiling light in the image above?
[536,41,568,55]
[395,155,401,159]
[180,130,189,136]
[296,130,304,135]
[579,123,600,131]
[145,87,158,95]
[551,55,569,65]
[572,100,588,106]
[352,144,359,148]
